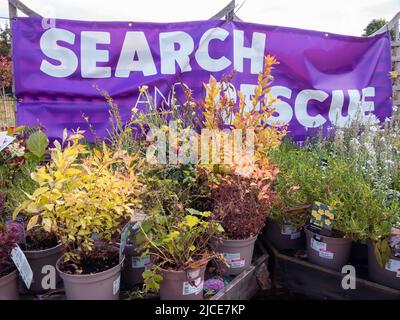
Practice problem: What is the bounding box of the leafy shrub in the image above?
[136,208,224,293]
[14,130,143,274]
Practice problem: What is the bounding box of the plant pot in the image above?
[121,244,151,288]
[262,220,304,251]
[212,235,257,276]
[368,241,400,290]
[305,227,352,271]
[56,254,124,300]
[349,241,368,266]
[24,244,64,292]
[0,269,19,300]
[160,266,206,300]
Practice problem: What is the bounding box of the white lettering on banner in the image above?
[39,28,267,76]
[38,28,378,130]
[160,31,194,74]
[267,86,293,126]
[115,32,157,77]
[81,31,111,78]
[195,28,231,72]
[295,89,329,128]
[40,28,78,78]
[233,30,266,74]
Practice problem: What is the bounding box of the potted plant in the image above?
[136,208,224,300]
[199,56,286,275]
[14,130,143,300]
[264,141,323,250]
[3,129,65,292]
[0,222,19,300]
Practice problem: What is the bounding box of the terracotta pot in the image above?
[24,244,64,292]
[160,266,206,300]
[121,244,151,288]
[0,269,19,300]
[368,241,400,290]
[305,227,352,271]
[56,254,124,300]
[212,235,257,276]
[262,220,304,251]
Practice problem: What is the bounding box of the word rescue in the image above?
[39,27,377,129]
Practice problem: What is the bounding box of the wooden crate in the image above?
[211,241,270,300]
[261,238,400,300]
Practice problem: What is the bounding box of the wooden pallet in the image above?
[211,241,270,300]
[260,238,400,300]
[19,241,270,300]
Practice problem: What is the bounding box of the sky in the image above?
[0,0,399,36]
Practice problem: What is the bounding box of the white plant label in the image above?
[187,269,200,279]
[0,133,15,153]
[290,231,302,240]
[182,277,203,295]
[311,238,327,252]
[131,255,151,269]
[319,249,334,259]
[113,276,120,295]
[10,245,33,289]
[224,252,245,269]
[385,259,400,277]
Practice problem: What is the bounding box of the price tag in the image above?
[182,277,203,295]
[113,276,120,295]
[311,238,327,252]
[10,244,33,289]
[385,259,400,276]
[0,132,15,152]
[223,252,245,269]
[281,225,301,240]
[131,255,151,269]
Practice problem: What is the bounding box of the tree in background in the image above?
[0,25,11,56]
[363,18,395,40]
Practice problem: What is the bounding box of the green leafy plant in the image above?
[14,130,143,274]
[136,208,224,293]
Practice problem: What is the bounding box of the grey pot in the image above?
[262,220,304,251]
[212,235,257,276]
[368,241,400,290]
[56,254,124,300]
[24,244,64,292]
[121,244,151,288]
[160,266,206,300]
[0,269,19,300]
[305,227,352,271]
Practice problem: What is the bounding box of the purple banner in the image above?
[12,17,393,140]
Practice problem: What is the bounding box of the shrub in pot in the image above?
[365,204,400,289]
[0,223,19,300]
[265,141,327,250]
[136,208,224,300]
[199,56,286,275]
[14,131,143,300]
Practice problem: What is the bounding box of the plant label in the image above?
[131,255,151,269]
[223,252,245,269]
[311,238,327,252]
[281,225,301,240]
[319,249,334,259]
[182,277,203,295]
[10,245,33,289]
[310,202,335,232]
[119,223,135,263]
[113,276,120,295]
[0,133,15,153]
[385,259,400,277]
[187,269,200,279]
[290,231,301,240]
